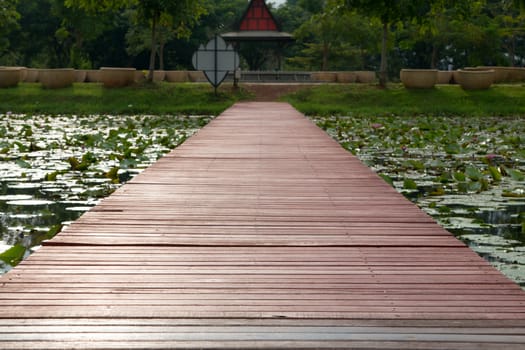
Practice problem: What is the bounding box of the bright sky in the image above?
[268,0,286,7]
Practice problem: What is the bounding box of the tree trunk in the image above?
[379,21,389,87]
[147,14,159,82]
[431,45,438,69]
[159,36,165,71]
[322,42,329,71]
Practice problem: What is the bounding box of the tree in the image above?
[291,0,379,71]
[65,0,206,80]
[396,1,485,70]
[0,0,20,64]
[344,0,436,86]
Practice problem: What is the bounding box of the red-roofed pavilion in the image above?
[222,0,294,70]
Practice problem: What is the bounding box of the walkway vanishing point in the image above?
[1,102,525,349]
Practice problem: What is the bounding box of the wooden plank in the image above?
[0,102,524,349]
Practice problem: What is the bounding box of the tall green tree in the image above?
[291,0,378,71]
[65,0,206,80]
[0,0,20,64]
[344,0,435,86]
[397,1,486,69]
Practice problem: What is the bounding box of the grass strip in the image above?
[0,82,248,115]
[284,83,525,117]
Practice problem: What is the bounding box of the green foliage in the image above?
[5,0,525,80]
[291,1,379,71]
[286,84,525,117]
[0,0,20,63]
[307,94,525,200]
[0,245,26,266]
[0,82,243,115]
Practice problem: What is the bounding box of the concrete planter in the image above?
[134,71,146,83]
[153,70,165,82]
[39,68,75,89]
[400,69,438,89]
[456,69,495,90]
[188,70,206,82]
[478,67,525,84]
[0,68,21,88]
[165,71,189,83]
[355,71,376,83]
[437,71,453,84]
[12,67,28,82]
[85,70,101,83]
[310,72,337,82]
[24,69,39,83]
[336,72,357,83]
[75,70,87,83]
[99,67,136,88]
[500,67,525,83]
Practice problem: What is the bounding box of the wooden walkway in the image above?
[1,102,525,349]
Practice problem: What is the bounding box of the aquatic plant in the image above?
[313,114,525,287]
[0,113,213,272]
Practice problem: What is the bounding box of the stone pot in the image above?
[85,70,101,83]
[11,67,28,82]
[310,72,337,82]
[99,67,136,88]
[400,69,438,89]
[437,71,453,84]
[355,71,376,83]
[188,70,206,82]
[456,69,495,90]
[153,70,166,82]
[500,67,525,83]
[165,71,189,83]
[134,71,146,83]
[24,69,39,83]
[0,68,21,88]
[39,68,75,89]
[75,70,87,83]
[336,72,357,83]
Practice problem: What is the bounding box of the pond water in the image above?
[313,114,525,288]
[0,113,212,272]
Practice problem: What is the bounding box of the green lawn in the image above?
[0,82,247,115]
[284,83,525,117]
[3,82,525,117]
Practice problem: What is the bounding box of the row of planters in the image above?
[400,66,525,90]
[310,71,376,83]
[0,67,208,89]
[1,67,378,89]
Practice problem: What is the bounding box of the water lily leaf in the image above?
[379,174,394,186]
[429,159,446,168]
[488,166,502,182]
[445,143,462,154]
[468,180,482,193]
[465,166,483,181]
[402,160,425,171]
[503,167,525,181]
[438,205,451,213]
[454,172,466,182]
[44,171,59,181]
[0,245,26,266]
[430,187,445,196]
[403,178,418,190]
[437,172,453,183]
[105,167,120,184]
[15,159,31,169]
